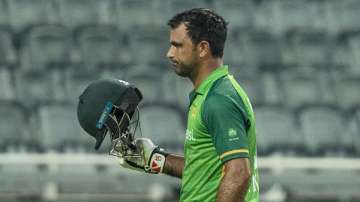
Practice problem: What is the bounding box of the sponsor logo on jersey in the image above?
[228,128,237,137]
[190,107,197,118]
[185,129,196,141]
[228,128,240,141]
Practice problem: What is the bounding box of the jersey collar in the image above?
[195,65,229,95]
[188,65,229,106]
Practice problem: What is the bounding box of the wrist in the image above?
[146,147,169,174]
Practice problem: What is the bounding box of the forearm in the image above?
[216,169,250,202]
[163,154,184,178]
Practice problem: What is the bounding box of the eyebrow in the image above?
[170,41,182,46]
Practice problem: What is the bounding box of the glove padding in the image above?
[117,138,168,174]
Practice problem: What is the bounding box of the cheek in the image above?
[179,48,193,60]
[179,49,187,58]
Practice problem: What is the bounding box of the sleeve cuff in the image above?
[220,149,249,163]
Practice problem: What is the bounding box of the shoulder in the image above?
[205,76,246,112]
[202,76,248,121]
[209,76,238,97]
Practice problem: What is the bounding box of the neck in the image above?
[190,58,223,90]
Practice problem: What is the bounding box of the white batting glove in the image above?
[117,138,168,174]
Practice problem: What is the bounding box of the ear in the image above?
[198,41,210,58]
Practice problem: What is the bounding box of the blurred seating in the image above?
[56,164,176,197]
[280,170,360,201]
[57,165,107,193]
[298,105,348,156]
[286,30,333,66]
[64,65,103,104]
[102,63,130,81]
[338,30,360,71]
[317,70,338,105]
[8,0,56,31]
[311,0,331,33]
[0,1,359,201]
[0,0,357,158]
[233,72,264,106]
[0,101,28,151]
[241,30,283,67]
[0,67,15,101]
[19,24,71,73]
[36,102,93,152]
[161,70,193,110]
[261,71,283,105]
[116,0,164,29]
[129,25,169,66]
[0,28,16,65]
[0,0,10,27]
[255,105,302,156]
[169,0,211,17]
[127,71,164,104]
[334,76,360,109]
[348,107,360,156]
[223,29,247,68]
[279,69,324,109]
[347,32,360,74]
[253,0,279,33]
[75,25,122,71]
[0,164,44,194]
[139,103,185,153]
[214,0,255,30]
[14,69,65,108]
[58,0,114,28]
[332,34,352,67]
[275,0,318,34]
[327,0,360,34]
[65,64,130,105]
[279,65,338,107]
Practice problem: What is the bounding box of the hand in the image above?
[116,138,168,174]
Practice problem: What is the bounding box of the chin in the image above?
[174,68,189,77]
[174,70,187,77]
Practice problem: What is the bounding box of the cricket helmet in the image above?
[77,79,142,150]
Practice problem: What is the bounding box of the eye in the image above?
[171,42,182,48]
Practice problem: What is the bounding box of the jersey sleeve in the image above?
[203,93,250,163]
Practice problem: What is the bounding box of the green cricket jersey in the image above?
[179,65,259,202]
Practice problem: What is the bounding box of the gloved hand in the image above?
[116,138,168,174]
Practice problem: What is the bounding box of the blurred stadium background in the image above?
[0,0,359,201]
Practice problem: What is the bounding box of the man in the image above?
[120,8,259,201]
[164,8,259,202]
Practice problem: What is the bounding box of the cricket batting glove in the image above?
[118,138,168,174]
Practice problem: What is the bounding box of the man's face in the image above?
[167,23,199,77]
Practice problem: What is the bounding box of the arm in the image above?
[117,138,184,177]
[216,158,251,202]
[203,94,251,201]
[163,154,184,178]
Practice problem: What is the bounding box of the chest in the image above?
[183,94,221,172]
[185,95,211,146]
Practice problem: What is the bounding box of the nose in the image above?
[166,46,174,60]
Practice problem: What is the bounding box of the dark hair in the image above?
[167,8,228,58]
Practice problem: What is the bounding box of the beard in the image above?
[174,62,193,77]
[173,57,199,78]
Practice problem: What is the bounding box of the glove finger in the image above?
[118,157,144,172]
[125,159,145,170]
